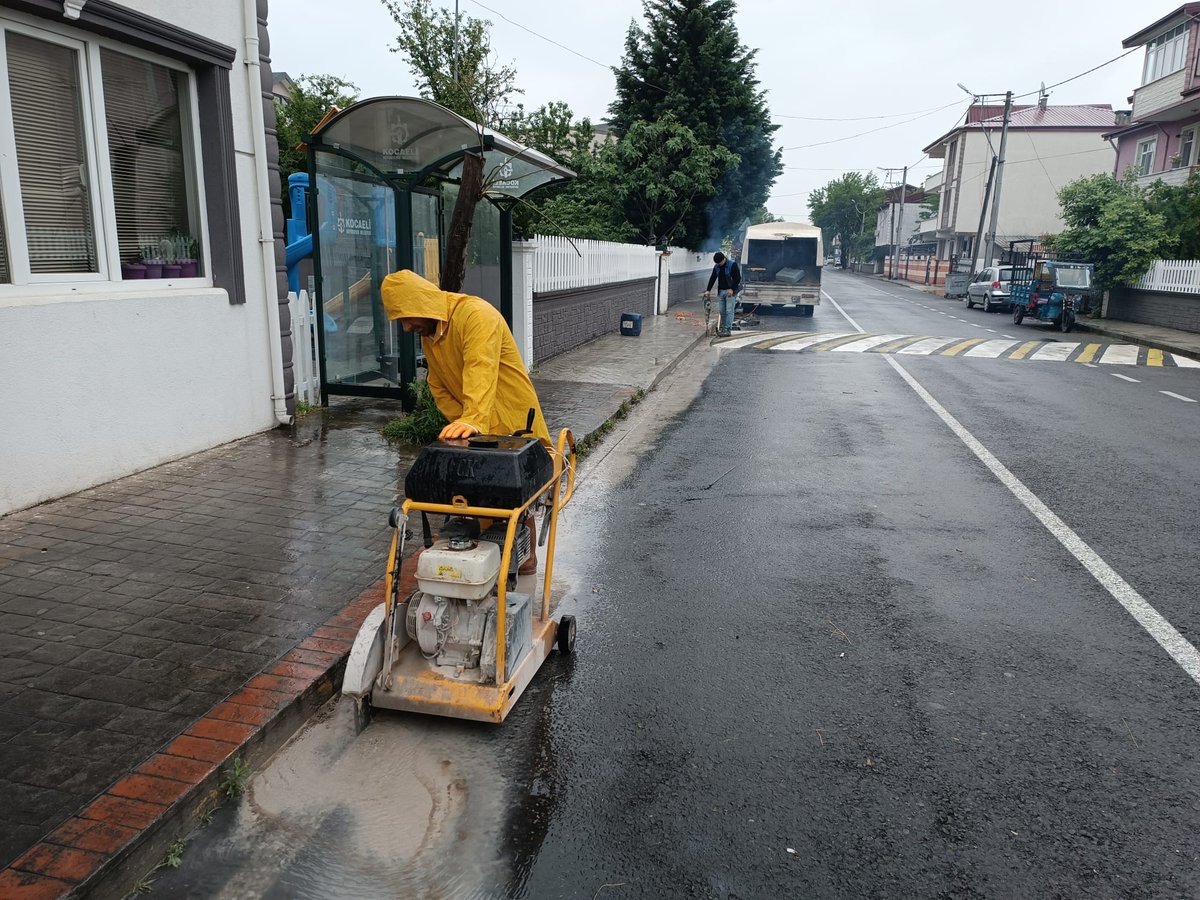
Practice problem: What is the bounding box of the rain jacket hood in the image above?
[380,270,550,443]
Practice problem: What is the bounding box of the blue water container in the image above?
[620,312,642,336]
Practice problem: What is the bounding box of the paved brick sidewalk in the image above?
[0,305,705,896]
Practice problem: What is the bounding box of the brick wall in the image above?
[533,277,656,363]
[668,270,710,308]
[1107,287,1200,333]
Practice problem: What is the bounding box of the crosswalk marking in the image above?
[1030,342,1079,362]
[965,339,1021,358]
[713,330,1200,369]
[1099,344,1139,365]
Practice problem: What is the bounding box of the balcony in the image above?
[1131,69,1191,121]
[1136,164,1197,187]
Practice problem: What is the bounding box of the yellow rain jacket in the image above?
[381,270,550,443]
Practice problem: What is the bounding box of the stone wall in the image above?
[668,270,710,308]
[1107,287,1200,332]
[533,277,656,363]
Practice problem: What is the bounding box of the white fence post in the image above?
[1130,259,1200,294]
[288,290,319,405]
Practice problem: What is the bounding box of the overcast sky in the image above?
[270,0,1159,223]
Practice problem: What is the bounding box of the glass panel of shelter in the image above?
[313,151,400,390]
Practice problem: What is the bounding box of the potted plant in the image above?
[160,238,181,279]
[176,235,199,277]
[121,259,147,279]
[140,244,164,278]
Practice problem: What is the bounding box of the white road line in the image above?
[773,332,860,352]
[1084,363,1099,368]
[1112,373,1140,383]
[1029,342,1080,362]
[971,323,983,328]
[1099,344,1140,366]
[1171,355,1200,368]
[986,329,997,334]
[831,334,907,353]
[1002,334,1016,339]
[820,291,864,333]
[884,354,1200,690]
[1161,391,1197,403]
[898,337,960,355]
[964,339,1021,358]
[826,280,1200,691]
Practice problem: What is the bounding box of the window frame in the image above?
[0,11,211,293]
[1176,125,1198,169]
[1136,137,1158,177]
[1142,22,1190,85]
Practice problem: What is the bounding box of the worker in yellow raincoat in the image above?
[381,269,550,444]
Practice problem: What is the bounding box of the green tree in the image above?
[274,74,359,198]
[1043,173,1171,290]
[808,172,885,266]
[383,0,519,125]
[1145,170,1200,259]
[609,0,782,248]
[537,116,736,245]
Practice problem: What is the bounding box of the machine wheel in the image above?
[556,615,576,654]
[1059,310,1074,333]
[1013,307,1025,325]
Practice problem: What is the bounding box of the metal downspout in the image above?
[243,0,292,426]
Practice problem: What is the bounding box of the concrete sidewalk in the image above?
[0,301,708,898]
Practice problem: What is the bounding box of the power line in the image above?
[775,101,966,122]
[780,101,967,152]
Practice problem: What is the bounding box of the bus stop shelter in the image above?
[305,96,573,403]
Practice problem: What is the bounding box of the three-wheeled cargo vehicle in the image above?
[343,427,576,725]
[1006,241,1094,333]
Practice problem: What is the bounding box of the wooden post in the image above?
[441,150,485,293]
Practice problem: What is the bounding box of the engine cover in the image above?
[404,435,554,509]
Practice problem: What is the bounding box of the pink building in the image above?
[1105,3,1200,186]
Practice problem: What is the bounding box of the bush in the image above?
[382,379,448,445]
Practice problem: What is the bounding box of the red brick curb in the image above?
[0,556,419,899]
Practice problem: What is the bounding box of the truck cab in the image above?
[738,222,823,316]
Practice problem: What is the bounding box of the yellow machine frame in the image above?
[373,428,576,723]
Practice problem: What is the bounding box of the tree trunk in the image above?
[441,150,485,293]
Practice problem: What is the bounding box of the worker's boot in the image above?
[518,512,538,575]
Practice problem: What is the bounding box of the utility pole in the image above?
[893,165,908,281]
[969,155,998,276]
[982,91,1013,269]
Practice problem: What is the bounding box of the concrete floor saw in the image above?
[343,428,577,725]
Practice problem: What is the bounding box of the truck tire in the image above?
[801,305,814,317]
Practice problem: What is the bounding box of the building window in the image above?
[1142,22,1189,84]
[1136,137,1158,176]
[0,16,204,287]
[1175,126,1197,169]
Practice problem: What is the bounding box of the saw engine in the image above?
[405,528,532,681]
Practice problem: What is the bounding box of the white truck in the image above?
[738,222,823,317]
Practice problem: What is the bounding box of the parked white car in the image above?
[965,266,1030,313]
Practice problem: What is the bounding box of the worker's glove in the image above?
[703,290,711,297]
[439,421,479,440]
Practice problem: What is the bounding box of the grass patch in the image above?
[163,839,186,869]
[382,379,448,446]
[294,399,317,417]
[575,388,646,459]
[218,756,250,799]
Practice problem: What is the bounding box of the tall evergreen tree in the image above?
[610,0,782,248]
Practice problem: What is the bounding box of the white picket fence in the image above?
[666,246,713,273]
[1131,259,1200,294]
[287,290,320,405]
[531,234,659,292]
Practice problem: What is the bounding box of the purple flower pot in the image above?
[143,260,164,278]
[121,262,147,280]
[178,259,199,277]
[163,264,182,279]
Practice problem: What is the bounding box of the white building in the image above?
[922,101,1117,265]
[0,0,292,515]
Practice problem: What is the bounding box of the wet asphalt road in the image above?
[157,270,1200,899]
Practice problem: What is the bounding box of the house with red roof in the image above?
[922,100,1118,266]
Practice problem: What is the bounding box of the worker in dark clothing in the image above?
[704,251,742,337]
